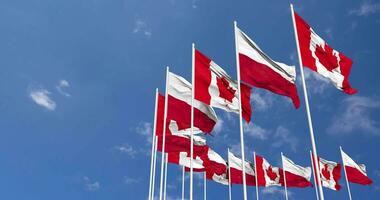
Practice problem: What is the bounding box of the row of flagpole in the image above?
[147,4,363,200]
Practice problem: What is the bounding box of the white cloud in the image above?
[244,122,269,140]
[251,91,275,111]
[29,88,56,111]
[212,119,224,135]
[324,28,333,39]
[191,0,198,9]
[83,176,100,191]
[303,69,330,95]
[328,96,380,135]
[136,122,153,143]
[350,1,380,16]
[261,187,293,198]
[124,177,141,184]
[133,19,152,37]
[114,143,138,158]
[56,79,71,97]
[271,126,298,152]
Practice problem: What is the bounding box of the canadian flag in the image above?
[293,12,357,94]
[236,27,300,108]
[157,134,208,156]
[314,157,342,191]
[282,155,312,187]
[255,154,281,187]
[168,151,205,171]
[167,72,218,134]
[194,49,252,122]
[204,149,229,185]
[341,149,373,185]
[228,151,256,186]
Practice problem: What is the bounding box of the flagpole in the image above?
[290,4,325,200]
[310,151,320,200]
[234,20,248,200]
[281,153,289,200]
[228,148,232,200]
[182,166,185,200]
[164,153,168,200]
[253,151,259,200]
[152,136,158,200]
[190,42,195,200]
[340,146,353,200]
[204,172,207,200]
[149,89,159,200]
[159,67,170,200]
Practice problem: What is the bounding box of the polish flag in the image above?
[228,151,256,186]
[315,157,342,190]
[194,49,252,122]
[236,27,300,108]
[255,154,281,186]
[282,155,312,187]
[167,72,218,134]
[341,149,373,185]
[293,12,357,94]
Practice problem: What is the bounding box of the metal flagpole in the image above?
[152,136,159,200]
[290,4,325,200]
[159,67,170,200]
[164,154,168,200]
[182,166,185,200]
[190,43,195,200]
[204,172,207,200]
[309,151,320,200]
[149,89,159,200]
[281,153,289,200]
[233,20,248,200]
[228,148,232,200]
[253,151,259,200]
[340,146,353,200]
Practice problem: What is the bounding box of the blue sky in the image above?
[0,0,379,199]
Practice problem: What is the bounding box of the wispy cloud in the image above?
[133,19,152,37]
[272,126,299,152]
[213,119,224,135]
[251,90,275,111]
[124,177,141,184]
[191,0,198,9]
[114,143,138,158]
[29,88,56,111]
[83,176,100,191]
[56,79,71,97]
[261,187,293,198]
[303,69,330,95]
[349,1,380,16]
[328,96,380,135]
[244,122,270,140]
[136,122,153,143]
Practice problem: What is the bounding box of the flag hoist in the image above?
[148,89,159,200]
[290,4,325,200]
[190,43,195,200]
[159,67,170,200]
[233,21,248,200]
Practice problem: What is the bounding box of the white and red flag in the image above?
[282,155,312,187]
[168,151,206,171]
[236,27,301,108]
[204,149,229,185]
[167,72,218,134]
[313,157,342,190]
[194,49,252,122]
[228,151,256,186]
[294,12,357,94]
[255,154,281,187]
[341,149,373,185]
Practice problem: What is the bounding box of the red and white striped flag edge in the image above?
[341,150,373,185]
[236,27,301,108]
[282,155,312,187]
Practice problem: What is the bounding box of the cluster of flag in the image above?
[147,5,372,200]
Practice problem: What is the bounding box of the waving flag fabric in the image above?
[194,49,252,122]
[228,151,256,186]
[314,157,342,190]
[255,154,281,187]
[236,27,300,108]
[204,149,229,185]
[282,155,312,187]
[341,150,373,185]
[168,151,205,171]
[157,134,208,156]
[294,12,357,94]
